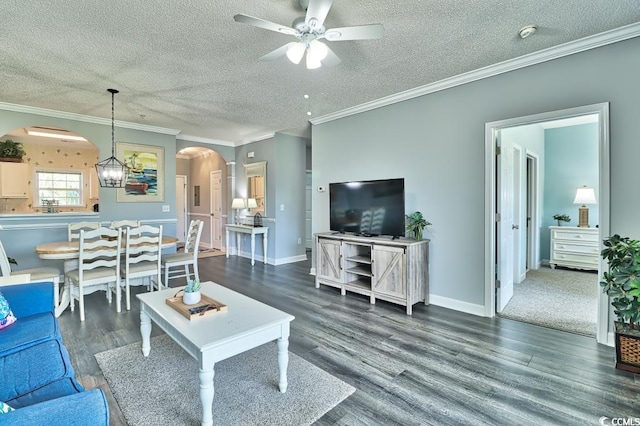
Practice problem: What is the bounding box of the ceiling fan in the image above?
[234,0,384,69]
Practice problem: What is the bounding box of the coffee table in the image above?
[137,281,295,426]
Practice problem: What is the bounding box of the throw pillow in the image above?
[0,401,14,414]
[0,291,17,329]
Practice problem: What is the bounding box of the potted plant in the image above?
[600,234,640,373]
[405,211,431,240]
[0,139,26,163]
[553,214,571,226]
[183,279,201,305]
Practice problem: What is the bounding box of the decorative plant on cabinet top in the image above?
[405,212,431,240]
[0,139,26,162]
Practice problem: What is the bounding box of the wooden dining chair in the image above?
[65,227,121,321]
[120,224,162,311]
[68,221,101,241]
[161,219,203,287]
[0,239,62,307]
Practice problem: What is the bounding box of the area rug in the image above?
[499,267,598,337]
[197,248,225,259]
[95,335,355,426]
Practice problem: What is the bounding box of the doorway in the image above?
[485,103,610,345]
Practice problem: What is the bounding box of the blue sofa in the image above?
[0,282,109,425]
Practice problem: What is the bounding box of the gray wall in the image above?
[312,36,640,311]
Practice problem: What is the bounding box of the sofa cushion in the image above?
[6,377,84,410]
[0,312,59,358]
[0,291,17,330]
[0,339,76,404]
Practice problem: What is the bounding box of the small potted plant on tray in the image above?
[553,214,571,226]
[183,279,201,305]
[600,234,640,373]
[0,139,26,163]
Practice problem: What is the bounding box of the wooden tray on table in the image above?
[166,294,228,320]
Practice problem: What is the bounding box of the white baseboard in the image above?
[236,251,307,266]
[607,331,615,347]
[309,268,316,276]
[429,294,486,317]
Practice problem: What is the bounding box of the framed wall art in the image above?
[116,142,165,202]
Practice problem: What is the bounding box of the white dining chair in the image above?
[161,219,203,287]
[110,220,141,230]
[0,240,62,306]
[68,221,101,241]
[66,227,121,321]
[120,224,162,311]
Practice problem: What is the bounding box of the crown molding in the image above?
[311,22,640,126]
[0,101,181,135]
[234,132,276,147]
[177,134,235,147]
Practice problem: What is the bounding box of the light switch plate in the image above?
[162,205,170,212]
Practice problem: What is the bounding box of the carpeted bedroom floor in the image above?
[499,266,598,337]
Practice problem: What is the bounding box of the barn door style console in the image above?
[315,232,429,315]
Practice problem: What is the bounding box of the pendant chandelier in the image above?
[95,88,129,188]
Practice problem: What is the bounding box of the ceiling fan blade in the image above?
[324,24,385,41]
[321,45,341,67]
[259,42,299,61]
[233,14,294,35]
[305,0,333,30]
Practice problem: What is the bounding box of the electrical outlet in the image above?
[162,205,170,212]
[280,204,284,211]
[297,237,302,244]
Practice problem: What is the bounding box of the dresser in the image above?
[549,226,599,271]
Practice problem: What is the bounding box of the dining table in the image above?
[35,235,179,317]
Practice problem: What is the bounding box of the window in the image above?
[36,171,83,206]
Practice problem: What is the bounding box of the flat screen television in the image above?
[329,178,405,237]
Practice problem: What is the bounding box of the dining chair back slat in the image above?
[68,221,101,241]
[162,220,203,286]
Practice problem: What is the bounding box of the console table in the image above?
[225,224,268,265]
[549,226,599,271]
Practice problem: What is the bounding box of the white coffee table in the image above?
[137,281,295,426]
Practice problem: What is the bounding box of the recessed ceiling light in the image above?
[303,94,309,99]
[518,25,538,39]
[306,111,312,116]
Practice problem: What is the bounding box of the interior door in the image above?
[497,132,515,312]
[305,171,312,249]
[175,175,187,243]
[210,170,222,250]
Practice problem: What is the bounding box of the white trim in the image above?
[309,267,316,276]
[607,332,615,347]
[177,134,235,147]
[429,294,485,317]
[0,102,180,135]
[273,254,307,265]
[311,23,640,125]
[235,132,275,146]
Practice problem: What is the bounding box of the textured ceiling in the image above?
[1,0,639,144]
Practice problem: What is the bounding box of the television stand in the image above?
[315,232,429,315]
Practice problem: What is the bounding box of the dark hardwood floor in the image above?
[58,255,639,425]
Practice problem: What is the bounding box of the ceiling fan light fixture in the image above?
[306,52,322,69]
[308,39,328,61]
[286,42,306,64]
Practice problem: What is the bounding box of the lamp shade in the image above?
[573,186,597,205]
[231,198,246,209]
[247,198,258,209]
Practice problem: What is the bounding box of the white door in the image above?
[176,175,187,243]
[210,171,222,250]
[305,171,312,249]
[497,132,515,312]
[512,144,524,284]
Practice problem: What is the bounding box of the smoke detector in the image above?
[518,25,538,39]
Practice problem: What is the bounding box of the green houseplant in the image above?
[405,212,431,240]
[553,214,571,226]
[0,139,26,162]
[600,234,640,373]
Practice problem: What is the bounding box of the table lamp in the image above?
[573,185,597,228]
[247,198,258,210]
[231,198,245,224]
